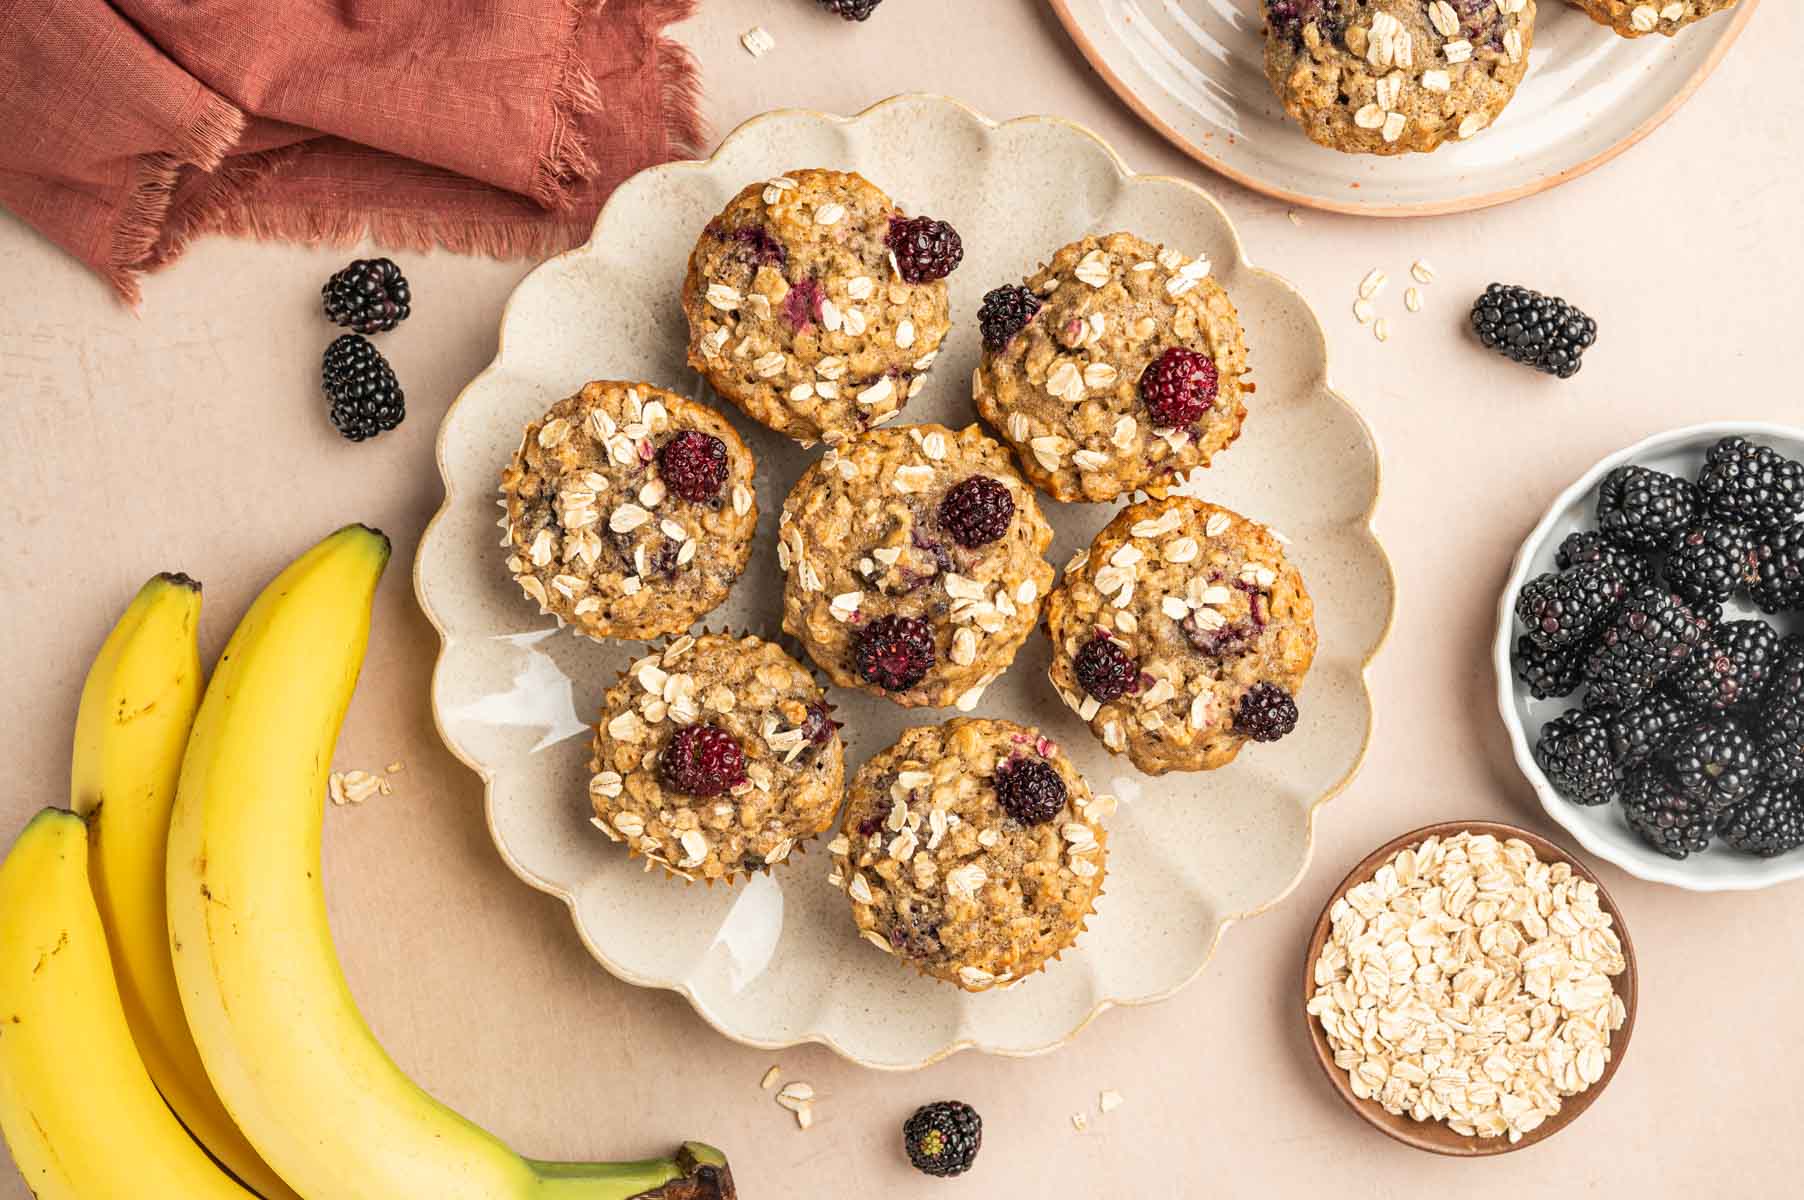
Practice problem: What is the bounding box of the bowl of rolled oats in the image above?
[1303,822,1637,1155]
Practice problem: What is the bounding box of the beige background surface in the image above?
[3,2,1801,1196]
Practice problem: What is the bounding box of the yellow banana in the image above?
[0,809,260,1199]
[71,573,304,1200]
[167,525,733,1200]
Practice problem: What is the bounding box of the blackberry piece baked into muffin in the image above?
[1567,0,1737,37]
[500,382,757,641]
[1262,0,1535,155]
[682,168,960,447]
[778,424,1055,710]
[1043,497,1317,775]
[829,718,1111,991]
[588,633,845,883]
[974,232,1249,504]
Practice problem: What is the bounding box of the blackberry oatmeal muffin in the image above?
[1262,0,1535,155]
[1567,0,1736,36]
[973,232,1249,504]
[828,718,1112,991]
[682,168,960,447]
[500,381,757,641]
[778,424,1055,710]
[1044,497,1317,775]
[588,633,845,883]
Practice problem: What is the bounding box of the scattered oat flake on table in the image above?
[1405,287,1423,313]
[1410,259,1436,284]
[1099,1090,1124,1114]
[1286,210,1302,226]
[1357,268,1388,300]
[1070,1112,1089,1132]
[327,769,391,806]
[740,26,775,57]
[384,760,405,774]
[1373,318,1390,343]
[760,1066,782,1091]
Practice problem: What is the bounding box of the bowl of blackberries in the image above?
[1496,424,1804,890]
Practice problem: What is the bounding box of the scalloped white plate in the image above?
[1049,0,1759,216]
[415,96,1395,1069]
[1495,421,1804,892]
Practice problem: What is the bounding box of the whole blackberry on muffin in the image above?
[977,285,1042,351]
[1514,564,1624,649]
[1717,785,1804,858]
[1621,767,1714,860]
[1595,465,1697,551]
[1534,709,1619,806]
[1662,523,1758,609]
[1582,585,1705,708]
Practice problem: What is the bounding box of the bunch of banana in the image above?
[0,526,735,1200]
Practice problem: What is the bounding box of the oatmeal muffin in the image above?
[499,381,757,641]
[1043,497,1317,775]
[1567,0,1736,36]
[588,632,845,883]
[682,168,961,447]
[1262,0,1535,155]
[973,232,1249,504]
[829,718,1111,991]
[778,424,1055,710]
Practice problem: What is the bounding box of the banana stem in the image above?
[529,1145,734,1200]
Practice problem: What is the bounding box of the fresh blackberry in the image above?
[322,334,405,441]
[1665,619,1781,712]
[1236,683,1299,743]
[1663,719,1761,811]
[1138,347,1219,429]
[1595,465,1697,552]
[1749,524,1804,613]
[903,1101,982,1178]
[1662,523,1757,609]
[1621,767,1714,860]
[994,757,1066,825]
[937,476,1015,547]
[658,724,747,797]
[321,257,411,333]
[1514,565,1623,650]
[977,285,1042,351]
[818,0,882,17]
[1606,692,1697,771]
[1533,709,1619,806]
[1074,636,1139,702]
[886,216,962,283]
[1468,283,1597,378]
[1582,585,1705,708]
[1756,692,1804,785]
[1716,785,1804,857]
[1514,635,1585,701]
[1695,436,1804,529]
[854,616,936,691]
[1554,530,1649,588]
[657,431,729,503]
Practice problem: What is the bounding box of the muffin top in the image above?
[829,718,1111,991]
[778,423,1055,710]
[1044,497,1318,775]
[588,633,845,883]
[974,232,1249,503]
[1568,0,1736,38]
[682,168,958,447]
[500,381,757,641]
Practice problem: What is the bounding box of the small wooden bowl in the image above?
[1302,821,1639,1157]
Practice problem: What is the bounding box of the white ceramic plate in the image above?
[415,95,1395,1069]
[1494,421,1804,892]
[1049,0,1758,216]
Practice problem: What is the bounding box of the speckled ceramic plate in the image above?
[415,95,1394,1069]
[1050,0,1759,216]
[1495,421,1804,892]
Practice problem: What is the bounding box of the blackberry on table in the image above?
[1695,436,1804,529]
[1717,785,1804,857]
[321,257,411,333]
[1468,283,1597,378]
[1514,564,1624,649]
[1749,524,1804,613]
[886,216,962,283]
[1595,465,1697,552]
[854,616,936,692]
[1514,635,1585,701]
[1621,767,1714,860]
[1663,719,1762,812]
[1533,709,1620,806]
[937,476,1015,548]
[1074,636,1139,702]
[1606,692,1697,771]
[1662,523,1757,609]
[322,334,405,441]
[977,285,1042,351]
[904,1101,982,1178]
[1555,530,1650,588]
[1582,585,1705,709]
[1664,619,1781,713]
[1236,683,1299,743]
[993,757,1066,825]
[1138,347,1220,430]
[658,724,747,797]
